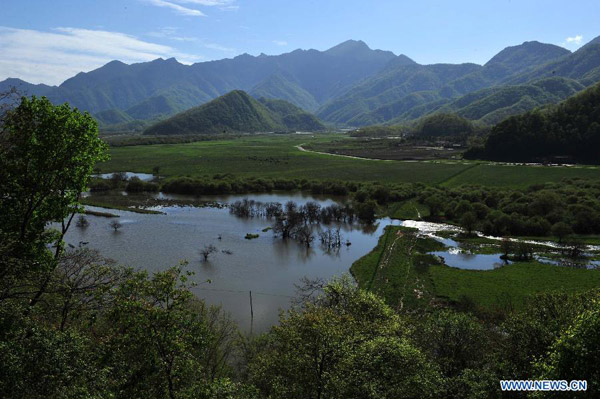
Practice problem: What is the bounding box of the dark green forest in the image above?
[468,81,600,163]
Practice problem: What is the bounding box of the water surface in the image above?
[66,193,400,332]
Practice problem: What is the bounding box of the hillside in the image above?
[468,81,600,163]
[317,41,576,126]
[144,90,325,135]
[250,73,320,112]
[506,37,600,85]
[433,77,586,125]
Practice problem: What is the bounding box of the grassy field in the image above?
[386,200,430,219]
[99,134,600,188]
[350,226,445,310]
[351,226,600,312]
[430,262,600,310]
[440,163,600,188]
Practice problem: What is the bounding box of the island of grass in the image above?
[350,226,600,313]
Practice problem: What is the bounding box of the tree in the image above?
[109,220,122,232]
[500,238,513,259]
[0,96,108,310]
[502,291,594,380]
[0,96,108,255]
[416,310,486,378]
[551,221,573,243]
[354,200,377,223]
[75,215,89,228]
[272,213,302,239]
[535,296,600,395]
[52,248,127,331]
[460,212,478,236]
[425,195,444,218]
[296,226,315,248]
[100,265,234,399]
[200,245,218,261]
[302,201,321,223]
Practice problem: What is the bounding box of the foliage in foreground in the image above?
[247,277,441,399]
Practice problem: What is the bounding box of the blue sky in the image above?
[1,0,599,85]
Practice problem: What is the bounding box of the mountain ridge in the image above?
[3,36,600,131]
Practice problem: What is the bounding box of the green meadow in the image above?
[351,226,600,312]
[99,134,600,187]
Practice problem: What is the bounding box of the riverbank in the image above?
[351,226,600,315]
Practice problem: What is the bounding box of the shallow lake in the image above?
[64,191,598,332]
[65,192,401,332]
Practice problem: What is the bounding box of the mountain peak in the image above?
[105,60,127,68]
[485,41,570,72]
[325,40,371,55]
[163,57,180,64]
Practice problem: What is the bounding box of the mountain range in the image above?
[2,37,600,130]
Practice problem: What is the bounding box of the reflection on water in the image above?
[94,172,155,181]
[403,221,598,271]
[430,250,508,270]
[64,192,401,332]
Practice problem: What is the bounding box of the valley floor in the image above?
[99,134,600,188]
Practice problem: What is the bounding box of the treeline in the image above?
[104,133,241,147]
[91,171,600,238]
[467,81,600,163]
[176,175,600,238]
[415,178,600,237]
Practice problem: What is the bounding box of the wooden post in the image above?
[249,290,254,334]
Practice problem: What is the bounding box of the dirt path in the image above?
[295,144,393,162]
[369,229,417,312]
[397,233,417,312]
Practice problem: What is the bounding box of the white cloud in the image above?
[146,27,234,52]
[272,40,288,46]
[0,26,203,85]
[565,35,583,44]
[144,0,205,16]
[203,42,236,52]
[148,26,198,41]
[177,0,234,5]
[561,35,584,49]
[142,0,238,16]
